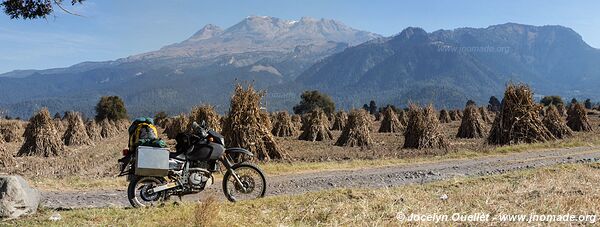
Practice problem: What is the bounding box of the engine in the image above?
[188,170,212,189]
[186,169,213,190]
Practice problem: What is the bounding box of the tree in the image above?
[362,104,369,111]
[154,111,168,121]
[53,112,62,119]
[293,90,335,115]
[584,99,592,109]
[571,98,578,104]
[95,96,128,121]
[540,96,564,106]
[1,0,84,19]
[488,96,501,112]
[466,100,476,106]
[368,100,377,115]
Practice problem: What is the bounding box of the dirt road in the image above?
[42,146,600,209]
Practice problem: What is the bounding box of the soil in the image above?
[42,145,600,209]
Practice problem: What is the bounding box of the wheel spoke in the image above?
[224,165,266,202]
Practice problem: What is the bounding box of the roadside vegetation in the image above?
[8,162,600,226]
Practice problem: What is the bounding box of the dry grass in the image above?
[10,162,600,226]
[194,196,221,227]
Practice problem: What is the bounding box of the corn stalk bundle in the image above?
[299,108,333,141]
[449,110,460,121]
[439,109,452,123]
[99,118,119,139]
[260,111,272,131]
[457,105,487,138]
[397,110,408,126]
[479,106,493,124]
[271,111,298,137]
[164,114,189,139]
[85,120,102,141]
[0,145,15,168]
[543,105,573,139]
[487,84,556,145]
[566,103,593,132]
[403,104,449,149]
[62,111,93,146]
[331,111,348,131]
[18,108,64,157]
[556,104,567,117]
[379,107,404,133]
[222,84,287,161]
[0,119,24,143]
[335,109,373,148]
[188,105,222,132]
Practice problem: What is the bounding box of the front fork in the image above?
[221,154,246,190]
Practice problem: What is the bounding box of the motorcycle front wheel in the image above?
[127,176,167,208]
[222,163,267,202]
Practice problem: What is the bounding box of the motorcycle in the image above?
[118,121,267,208]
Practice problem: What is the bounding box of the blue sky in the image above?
[1,0,599,73]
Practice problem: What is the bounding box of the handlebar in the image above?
[192,121,209,138]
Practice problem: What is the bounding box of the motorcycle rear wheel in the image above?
[127,176,167,208]
[222,162,267,202]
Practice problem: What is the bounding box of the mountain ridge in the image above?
[0,16,381,118]
[295,23,600,109]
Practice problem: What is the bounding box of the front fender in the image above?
[225,147,254,157]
